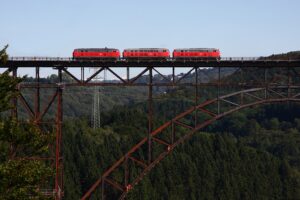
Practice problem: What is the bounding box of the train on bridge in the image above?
[72,48,221,61]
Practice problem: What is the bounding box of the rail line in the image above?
[8,56,261,61]
[2,57,300,68]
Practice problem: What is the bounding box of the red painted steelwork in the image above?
[10,66,63,199]
[6,63,299,200]
[81,86,300,200]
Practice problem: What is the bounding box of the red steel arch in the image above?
[82,86,300,200]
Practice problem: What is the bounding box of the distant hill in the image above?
[261,51,300,60]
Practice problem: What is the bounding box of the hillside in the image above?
[63,99,300,199]
[261,51,300,60]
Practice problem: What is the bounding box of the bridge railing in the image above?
[7,56,296,62]
[220,57,259,61]
[9,57,74,61]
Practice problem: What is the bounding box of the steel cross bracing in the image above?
[1,60,300,200]
[7,67,64,200]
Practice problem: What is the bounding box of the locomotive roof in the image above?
[174,48,219,51]
[74,48,119,51]
[124,48,169,51]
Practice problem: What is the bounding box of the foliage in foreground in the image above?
[0,47,53,200]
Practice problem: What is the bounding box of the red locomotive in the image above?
[72,48,221,60]
[123,48,170,60]
[73,48,120,60]
[173,48,220,60]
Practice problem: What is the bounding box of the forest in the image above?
[62,96,300,200]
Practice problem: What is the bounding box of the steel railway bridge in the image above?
[2,57,300,200]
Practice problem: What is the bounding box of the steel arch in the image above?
[81,86,300,200]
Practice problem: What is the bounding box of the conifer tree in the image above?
[0,46,53,200]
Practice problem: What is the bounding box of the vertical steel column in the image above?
[171,120,175,144]
[171,66,176,142]
[264,68,268,99]
[194,67,198,127]
[171,65,177,142]
[101,180,105,200]
[288,67,291,97]
[55,68,63,200]
[11,68,18,118]
[35,67,40,122]
[170,60,176,144]
[81,67,84,82]
[148,67,153,164]
[172,67,175,85]
[240,68,244,105]
[172,66,175,118]
[127,67,130,81]
[217,67,220,114]
[124,156,129,195]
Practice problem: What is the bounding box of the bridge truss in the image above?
[1,58,300,199]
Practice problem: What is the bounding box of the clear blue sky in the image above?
[1,0,299,58]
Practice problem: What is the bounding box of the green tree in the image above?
[0,46,53,200]
[0,45,8,64]
[0,72,21,112]
[268,118,280,130]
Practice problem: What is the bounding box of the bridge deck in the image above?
[2,57,300,68]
